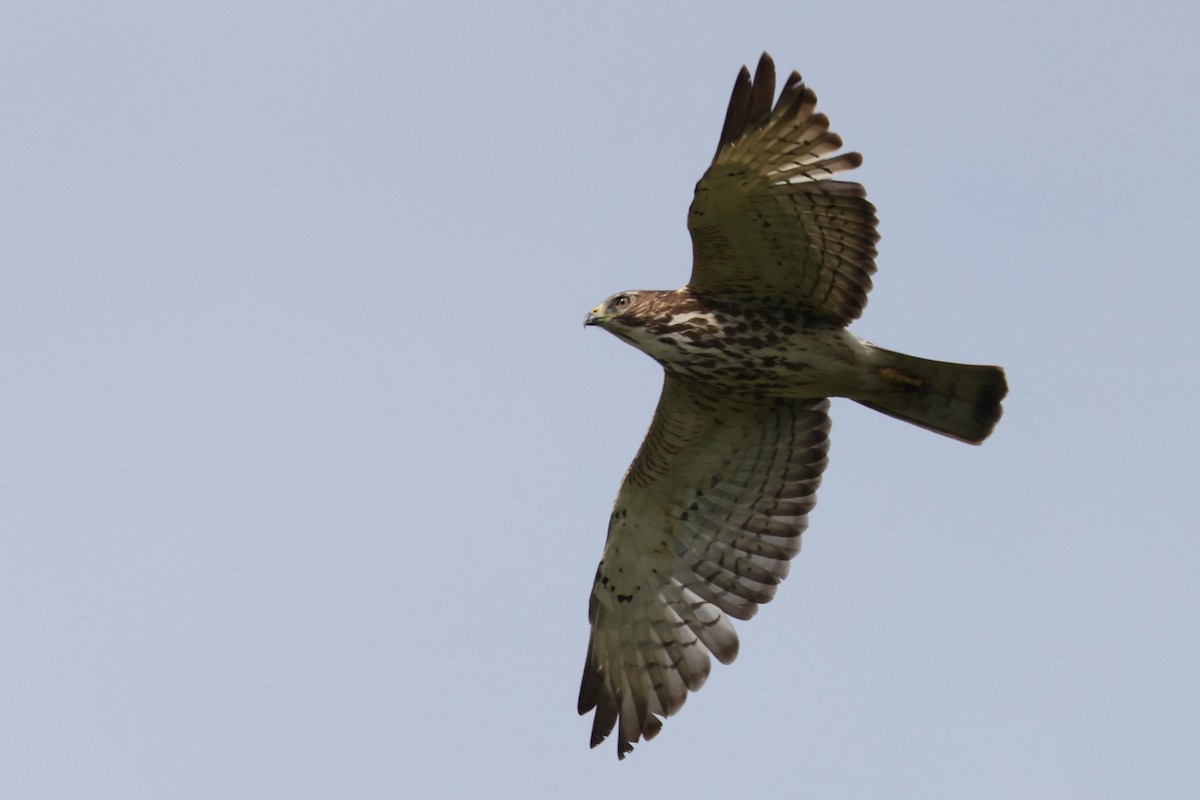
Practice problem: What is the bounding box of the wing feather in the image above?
[688,53,880,323]
[578,375,830,758]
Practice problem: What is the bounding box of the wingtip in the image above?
[717,54,784,158]
[716,64,754,158]
[754,51,774,80]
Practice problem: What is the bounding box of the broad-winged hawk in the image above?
[579,53,1007,759]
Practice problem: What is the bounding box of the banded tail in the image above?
[855,346,1008,444]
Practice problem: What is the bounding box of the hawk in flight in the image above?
[579,53,1007,758]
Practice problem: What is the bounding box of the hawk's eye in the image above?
[612,294,632,311]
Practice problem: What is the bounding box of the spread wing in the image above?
[687,53,880,324]
[578,374,830,758]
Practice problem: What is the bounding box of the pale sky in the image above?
[3,2,1198,797]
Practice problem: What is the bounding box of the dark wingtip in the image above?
[715,64,753,158]
[715,53,791,159]
[748,53,775,125]
[577,640,600,715]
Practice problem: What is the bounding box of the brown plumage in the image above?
[580,53,1007,759]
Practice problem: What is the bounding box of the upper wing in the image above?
[578,374,830,758]
[687,53,880,324]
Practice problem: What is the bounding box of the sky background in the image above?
[3,2,1198,797]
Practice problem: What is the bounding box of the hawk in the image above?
[579,53,1007,759]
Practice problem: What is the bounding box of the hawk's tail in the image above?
[854,346,1008,444]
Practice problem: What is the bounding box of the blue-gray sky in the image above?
[3,2,1198,797]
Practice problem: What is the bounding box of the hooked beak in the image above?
[583,306,603,327]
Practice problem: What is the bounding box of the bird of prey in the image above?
[579,53,1007,759]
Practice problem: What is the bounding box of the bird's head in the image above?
[583,291,648,332]
[585,291,675,350]
[585,289,713,359]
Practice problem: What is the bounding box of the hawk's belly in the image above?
[634,319,873,399]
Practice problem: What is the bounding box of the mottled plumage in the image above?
[580,53,1007,759]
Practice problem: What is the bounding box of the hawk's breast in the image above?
[627,303,869,399]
